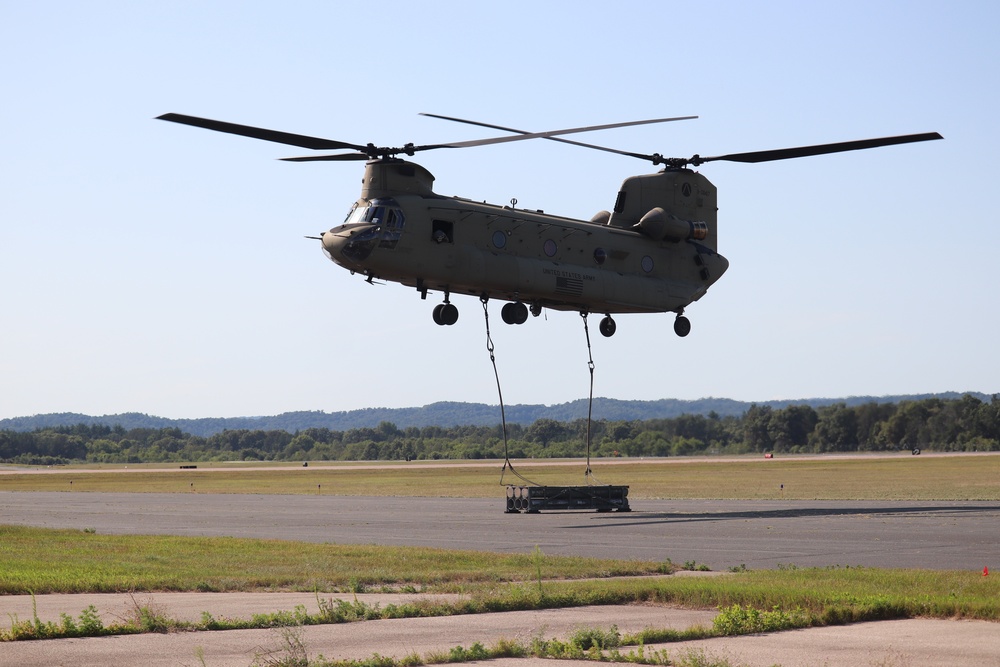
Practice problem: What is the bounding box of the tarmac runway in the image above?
[2,491,998,570]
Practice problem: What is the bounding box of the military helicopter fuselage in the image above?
[157,112,940,337]
[323,158,726,335]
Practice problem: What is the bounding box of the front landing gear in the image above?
[501,301,529,325]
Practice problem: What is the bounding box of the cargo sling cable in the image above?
[580,311,601,485]
[481,296,536,486]
[481,296,600,486]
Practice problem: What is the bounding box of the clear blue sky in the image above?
[2,1,997,419]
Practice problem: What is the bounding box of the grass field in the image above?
[0,525,668,595]
[4,523,997,617]
[1,453,998,500]
[2,524,998,646]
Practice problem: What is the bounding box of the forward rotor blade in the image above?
[428,116,699,151]
[157,113,368,152]
[281,153,371,162]
[420,112,671,161]
[694,132,944,165]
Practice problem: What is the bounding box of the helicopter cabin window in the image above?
[433,220,454,244]
[378,207,404,249]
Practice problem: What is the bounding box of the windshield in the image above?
[336,198,406,260]
[341,199,403,226]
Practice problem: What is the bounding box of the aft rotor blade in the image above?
[157,113,368,152]
[430,116,699,150]
[694,132,944,165]
[420,112,676,161]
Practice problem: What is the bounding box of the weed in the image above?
[251,624,309,667]
[532,545,545,599]
[122,594,175,633]
[447,641,489,662]
[77,605,105,634]
[2,601,107,641]
[713,603,808,635]
[672,648,738,667]
[569,624,622,650]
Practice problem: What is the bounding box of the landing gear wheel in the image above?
[440,303,458,325]
[599,315,616,337]
[501,301,529,325]
[433,303,459,326]
[673,315,691,337]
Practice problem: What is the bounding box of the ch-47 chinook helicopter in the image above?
[158,112,942,338]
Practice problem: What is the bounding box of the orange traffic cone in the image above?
[984,566,989,576]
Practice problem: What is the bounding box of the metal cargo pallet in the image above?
[505,484,630,513]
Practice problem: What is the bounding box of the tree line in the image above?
[2,394,998,466]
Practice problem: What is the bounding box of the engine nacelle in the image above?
[634,207,708,242]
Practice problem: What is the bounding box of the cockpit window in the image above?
[336,198,406,260]
[342,199,402,227]
[343,204,364,225]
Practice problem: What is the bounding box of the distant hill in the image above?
[1,392,992,437]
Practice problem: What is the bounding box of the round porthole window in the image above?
[641,256,654,272]
[492,230,507,249]
[543,239,557,257]
[593,248,607,265]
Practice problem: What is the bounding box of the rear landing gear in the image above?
[599,315,616,337]
[673,315,691,337]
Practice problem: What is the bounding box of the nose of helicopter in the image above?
[324,227,356,252]
[320,230,347,265]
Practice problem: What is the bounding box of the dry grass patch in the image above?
[2,454,998,500]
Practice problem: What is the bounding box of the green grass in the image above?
[539,567,1000,621]
[3,525,999,650]
[3,525,998,616]
[0,525,669,594]
[2,454,998,499]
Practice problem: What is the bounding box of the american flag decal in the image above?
[555,276,584,296]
